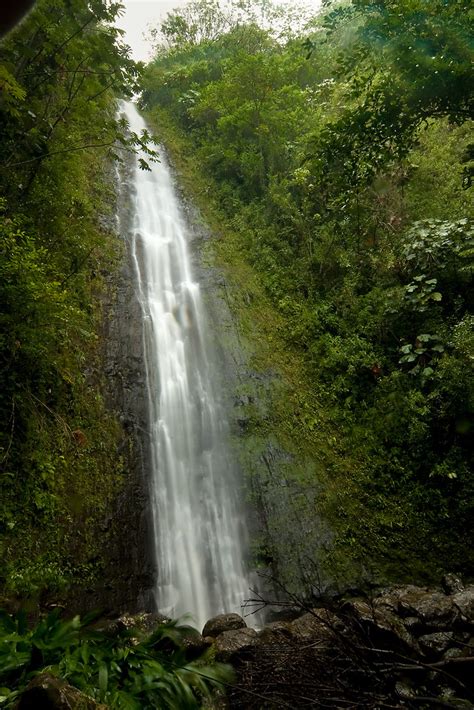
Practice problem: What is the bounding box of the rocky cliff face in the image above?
[96,153,263,617]
[95,154,285,617]
[80,161,156,615]
[94,148,331,616]
[174,175,335,606]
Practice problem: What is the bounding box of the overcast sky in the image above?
[116,0,321,63]
[116,1,183,62]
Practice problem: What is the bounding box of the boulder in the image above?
[395,681,417,700]
[289,609,343,645]
[257,621,292,646]
[380,585,432,617]
[403,616,420,632]
[442,574,464,595]
[202,613,247,638]
[384,587,458,629]
[419,631,454,656]
[181,630,213,660]
[265,606,304,623]
[452,587,474,623]
[116,612,170,634]
[411,592,458,629]
[343,599,419,653]
[214,627,258,662]
[17,673,106,710]
[94,612,170,638]
[444,646,467,661]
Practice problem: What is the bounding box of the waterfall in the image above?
[119,102,250,629]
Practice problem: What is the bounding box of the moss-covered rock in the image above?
[17,674,106,710]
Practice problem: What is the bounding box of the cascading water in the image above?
[119,102,250,629]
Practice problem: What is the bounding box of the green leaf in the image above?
[0,688,12,704]
[99,663,108,699]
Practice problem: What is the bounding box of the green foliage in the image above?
[351,0,473,122]
[0,0,147,600]
[400,218,474,277]
[148,0,312,54]
[0,610,231,708]
[141,0,474,585]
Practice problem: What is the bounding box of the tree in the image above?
[138,0,474,585]
[148,0,313,54]
[352,0,473,122]
[0,0,152,599]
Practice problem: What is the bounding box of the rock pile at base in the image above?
[203,575,474,708]
[13,577,474,709]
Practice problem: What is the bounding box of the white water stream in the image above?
[120,102,250,629]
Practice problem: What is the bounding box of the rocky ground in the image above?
[206,574,474,708]
[16,576,474,709]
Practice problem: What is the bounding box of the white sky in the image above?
[116,1,183,62]
[116,0,321,63]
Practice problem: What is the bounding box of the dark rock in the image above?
[344,598,419,653]
[17,673,106,709]
[419,631,454,655]
[289,609,343,644]
[386,587,458,629]
[379,585,431,616]
[452,587,474,623]
[412,593,457,628]
[202,613,247,638]
[403,615,421,632]
[236,417,250,433]
[214,627,258,662]
[395,681,416,699]
[265,605,302,623]
[375,590,402,615]
[181,631,213,660]
[234,394,254,407]
[257,621,292,645]
[444,646,466,661]
[94,612,170,639]
[62,167,158,617]
[115,612,170,634]
[443,574,464,595]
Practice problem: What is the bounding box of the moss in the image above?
[404,119,473,221]
[143,103,474,593]
[0,156,126,606]
[145,108,400,590]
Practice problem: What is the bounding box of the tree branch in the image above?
[6,140,119,168]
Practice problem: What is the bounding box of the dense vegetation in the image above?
[0,0,473,705]
[1,4,228,706]
[0,0,150,601]
[0,609,230,708]
[141,0,473,588]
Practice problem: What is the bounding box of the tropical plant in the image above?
[139,0,474,586]
[0,609,231,709]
